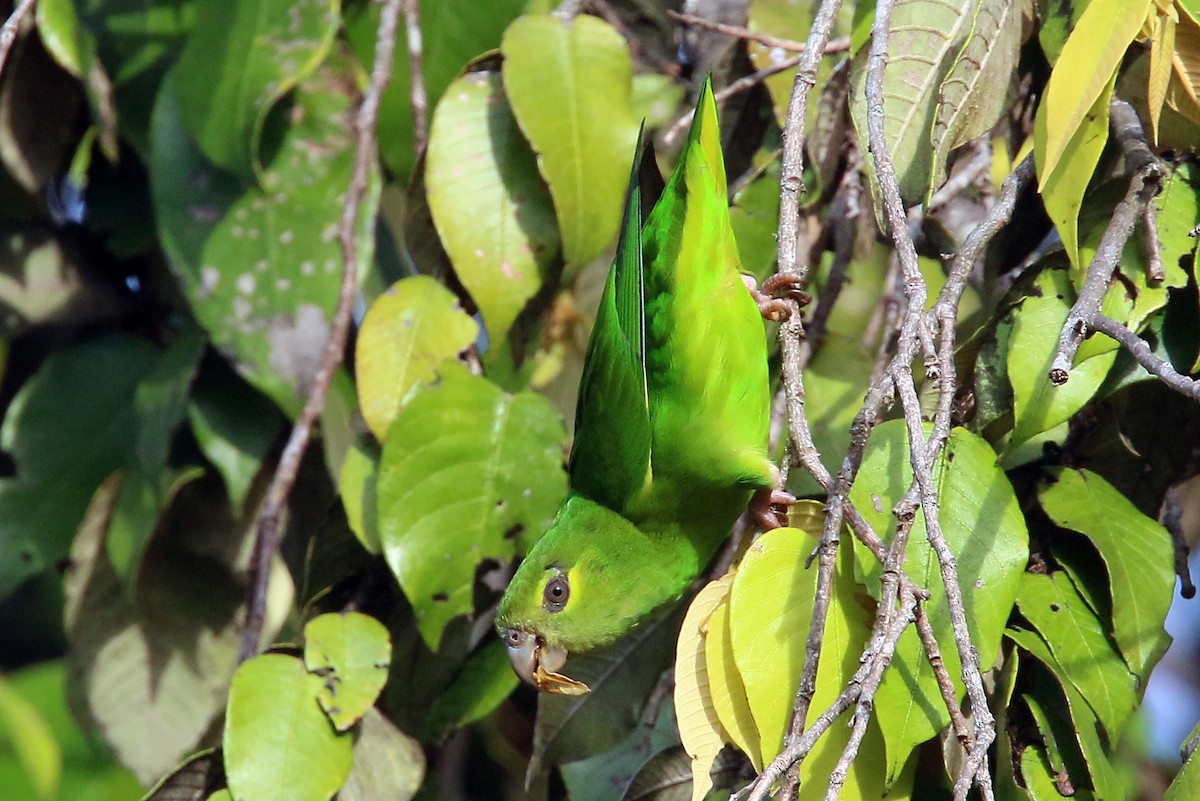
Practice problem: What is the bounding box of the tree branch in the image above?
[402,0,427,158]
[0,0,35,81]
[238,0,401,662]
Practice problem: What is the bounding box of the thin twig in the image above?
[402,0,427,158]
[1161,487,1196,599]
[1051,100,1164,384]
[1088,314,1200,402]
[663,53,804,147]
[238,0,402,662]
[1143,201,1165,282]
[0,0,35,82]
[667,9,827,53]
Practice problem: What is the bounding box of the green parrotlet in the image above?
[496,80,795,694]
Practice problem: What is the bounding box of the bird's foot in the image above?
[742,273,811,322]
[749,487,797,530]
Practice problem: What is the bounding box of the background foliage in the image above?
[0,0,1198,800]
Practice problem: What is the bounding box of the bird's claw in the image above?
[749,487,797,530]
[742,273,812,322]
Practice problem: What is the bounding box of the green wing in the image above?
[638,79,775,507]
[567,133,653,513]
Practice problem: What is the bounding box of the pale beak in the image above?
[503,629,590,695]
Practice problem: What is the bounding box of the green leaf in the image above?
[339,708,424,801]
[501,14,639,271]
[354,276,478,440]
[0,331,201,601]
[1006,268,1117,452]
[1039,0,1151,179]
[531,604,684,775]
[1014,572,1137,741]
[850,0,1019,206]
[849,422,1028,784]
[1038,468,1175,680]
[377,365,566,649]
[1035,71,1115,269]
[728,527,886,800]
[0,674,61,800]
[150,56,379,418]
[172,0,337,178]
[65,471,290,785]
[1165,733,1200,801]
[302,612,392,732]
[339,443,381,554]
[560,708,679,801]
[426,70,559,344]
[704,592,761,771]
[224,654,353,801]
[423,638,519,741]
[344,0,526,181]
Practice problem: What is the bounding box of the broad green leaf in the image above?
[188,364,284,517]
[1038,468,1174,679]
[629,73,686,130]
[65,471,292,785]
[560,708,678,801]
[704,596,762,770]
[1006,628,1122,799]
[1035,71,1115,269]
[1014,572,1137,741]
[502,14,639,271]
[0,331,201,601]
[423,638,519,741]
[729,527,885,801]
[172,0,337,178]
[0,675,61,800]
[1022,692,1070,784]
[426,71,559,344]
[38,0,195,155]
[0,662,142,801]
[355,276,478,440]
[531,604,684,775]
[1039,0,1091,65]
[377,365,566,648]
[1165,733,1200,801]
[675,573,734,801]
[151,57,379,418]
[303,613,392,731]
[1039,0,1151,178]
[339,708,424,801]
[344,0,526,181]
[339,443,381,554]
[1006,268,1117,451]
[224,654,353,801]
[850,0,1016,206]
[849,421,1028,784]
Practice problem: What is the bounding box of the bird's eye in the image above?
[543,575,570,612]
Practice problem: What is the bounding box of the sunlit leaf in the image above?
[303,612,392,732]
[224,654,353,801]
[355,275,478,440]
[501,14,639,271]
[423,638,519,741]
[1038,468,1174,679]
[849,421,1028,784]
[377,365,566,648]
[704,596,761,771]
[426,71,559,344]
[0,674,61,800]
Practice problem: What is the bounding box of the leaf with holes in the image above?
[151,56,379,418]
[355,276,478,440]
[849,421,1028,786]
[303,612,392,731]
[377,364,566,649]
[426,71,559,344]
[502,14,639,272]
[224,654,353,801]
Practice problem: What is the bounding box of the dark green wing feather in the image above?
[567,132,652,513]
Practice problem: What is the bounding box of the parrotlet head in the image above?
[496,495,699,694]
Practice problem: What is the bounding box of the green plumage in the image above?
[496,82,774,686]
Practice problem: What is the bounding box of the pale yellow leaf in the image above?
[1149,11,1178,142]
[704,597,762,770]
[1040,0,1151,179]
[674,574,735,801]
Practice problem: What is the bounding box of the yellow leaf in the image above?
[1040,0,1151,179]
[1149,10,1178,142]
[1172,8,1200,106]
[704,596,762,770]
[1035,71,1117,270]
[729,527,884,801]
[675,574,735,801]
